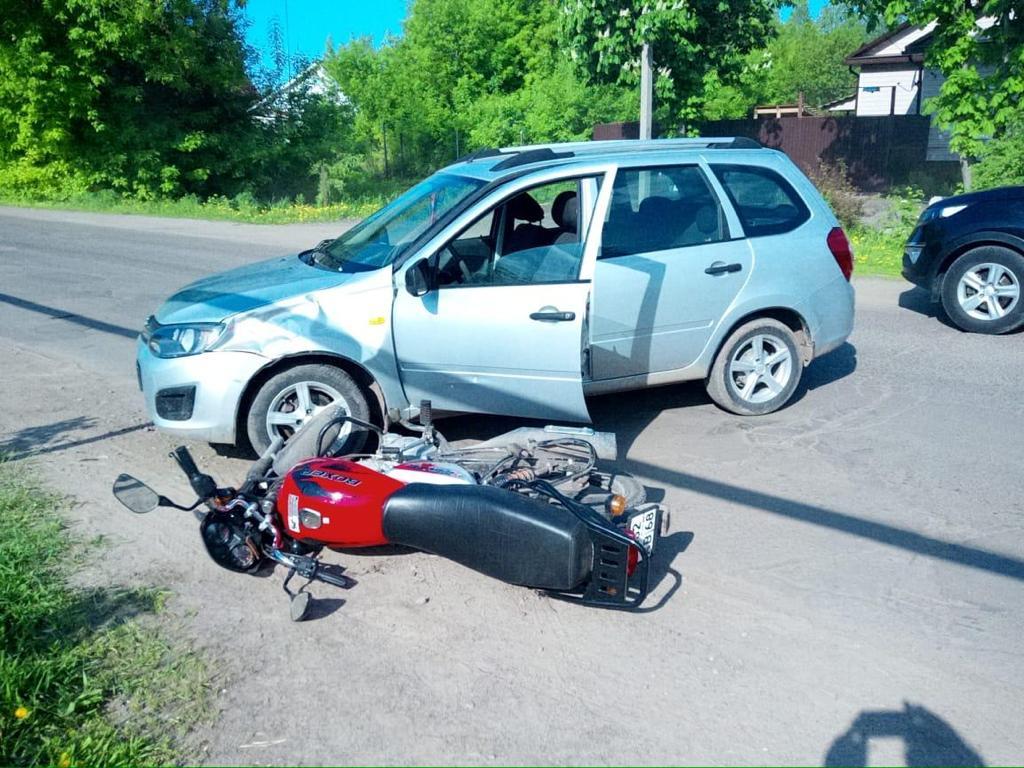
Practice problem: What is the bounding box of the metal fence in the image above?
[597,116,960,192]
[703,115,942,190]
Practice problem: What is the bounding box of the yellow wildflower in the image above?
[14,706,29,719]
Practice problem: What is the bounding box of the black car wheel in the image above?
[940,246,1024,334]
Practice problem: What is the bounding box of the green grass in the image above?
[849,221,913,278]
[0,190,383,224]
[849,191,922,278]
[0,463,210,767]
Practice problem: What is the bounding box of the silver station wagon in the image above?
[138,138,855,453]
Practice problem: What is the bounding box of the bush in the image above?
[973,117,1024,191]
[809,159,863,229]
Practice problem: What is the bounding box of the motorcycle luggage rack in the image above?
[526,479,653,610]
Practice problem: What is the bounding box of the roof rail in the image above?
[490,147,574,171]
[455,147,504,164]
[496,136,763,157]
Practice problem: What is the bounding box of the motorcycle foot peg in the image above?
[289,591,311,622]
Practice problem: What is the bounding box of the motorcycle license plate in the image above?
[628,507,659,554]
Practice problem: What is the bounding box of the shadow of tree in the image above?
[20,585,162,654]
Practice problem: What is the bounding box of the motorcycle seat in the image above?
[382,484,592,591]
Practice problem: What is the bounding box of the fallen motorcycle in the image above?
[112,403,667,620]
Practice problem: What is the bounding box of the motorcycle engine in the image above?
[200,511,263,573]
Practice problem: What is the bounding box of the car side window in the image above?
[710,164,810,237]
[436,176,600,287]
[600,165,728,260]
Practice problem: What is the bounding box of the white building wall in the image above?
[856,65,922,116]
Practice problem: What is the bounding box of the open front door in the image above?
[393,281,591,421]
[392,173,608,422]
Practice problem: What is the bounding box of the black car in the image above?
[903,185,1024,334]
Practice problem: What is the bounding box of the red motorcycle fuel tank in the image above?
[276,458,405,547]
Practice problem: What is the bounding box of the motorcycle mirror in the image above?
[112,473,161,514]
[290,591,311,622]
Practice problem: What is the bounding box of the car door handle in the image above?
[530,310,576,322]
[705,262,743,276]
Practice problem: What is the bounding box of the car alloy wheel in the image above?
[956,262,1021,321]
[265,380,352,445]
[727,333,794,404]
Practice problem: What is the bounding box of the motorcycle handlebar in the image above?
[171,446,218,499]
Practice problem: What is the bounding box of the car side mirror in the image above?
[405,259,434,297]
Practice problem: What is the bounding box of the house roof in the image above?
[845,22,936,66]
[822,94,857,111]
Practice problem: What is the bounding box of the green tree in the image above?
[560,0,781,126]
[0,0,255,199]
[702,1,868,119]
[324,0,636,175]
[850,0,1024,159]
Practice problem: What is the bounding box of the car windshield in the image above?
[309,173,485,272]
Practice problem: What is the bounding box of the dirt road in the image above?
[1,206,1022,765]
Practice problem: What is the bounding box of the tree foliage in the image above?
[850,0,1024,157]
[0,0,257,198]
[972,114,1024,189]
[323,0,635,176]
[703,1,869,118]
[560,0,780,123]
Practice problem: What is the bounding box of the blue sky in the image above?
[243,0,408,74]
[243,0,832,74]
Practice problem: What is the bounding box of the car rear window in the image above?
[711,164,810,237]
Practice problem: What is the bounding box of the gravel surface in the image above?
[1,206,1022,765]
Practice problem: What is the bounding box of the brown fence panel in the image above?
[696,115,939,191]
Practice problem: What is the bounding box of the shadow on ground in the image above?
[0,417,151,461]
[899,286,1024,335]
[825,703,985,767]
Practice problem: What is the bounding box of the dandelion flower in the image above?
[14,706,29,720]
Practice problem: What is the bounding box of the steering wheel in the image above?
[439,245,472,285]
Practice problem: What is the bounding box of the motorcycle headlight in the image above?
[144,318,225,358]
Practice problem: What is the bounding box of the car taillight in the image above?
[827,227,854,281]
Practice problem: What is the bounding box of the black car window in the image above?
[711,164,810,238]
[601,165,728,259]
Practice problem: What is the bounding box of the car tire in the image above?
[706,319,803,416]
[246,364,370,456]
[940,246,1024,334]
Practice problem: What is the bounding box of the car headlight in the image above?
[938,204,968,218]
[920,202,968,223]
[143,317,225,358]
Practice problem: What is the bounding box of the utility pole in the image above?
[640,41,653,140]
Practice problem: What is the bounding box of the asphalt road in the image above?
[1,205,1022,766]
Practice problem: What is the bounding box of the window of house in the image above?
[600,166,728,259]
[710,164,810,237]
